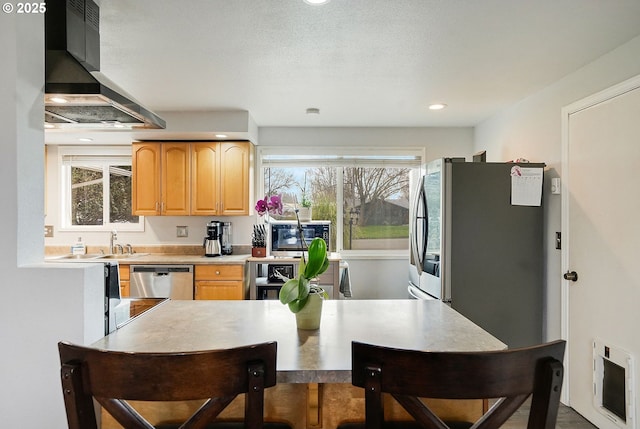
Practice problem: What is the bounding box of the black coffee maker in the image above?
[203,221,222,257]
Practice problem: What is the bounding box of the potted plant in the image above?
[298,173,313,221]
[278,211,329,329]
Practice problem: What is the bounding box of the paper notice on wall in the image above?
[511,166,543,206]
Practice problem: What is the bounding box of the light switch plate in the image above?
[176,226,188,237]
[44,225,53,237]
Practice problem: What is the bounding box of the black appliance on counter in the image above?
[203,220,222,257]
[269,220,330,257]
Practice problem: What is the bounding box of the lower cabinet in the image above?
[119,265,130,297]
[194,264,247,300]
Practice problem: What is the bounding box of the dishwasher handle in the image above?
[131,265,194,274]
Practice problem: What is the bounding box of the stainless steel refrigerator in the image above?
[408,158,545,348]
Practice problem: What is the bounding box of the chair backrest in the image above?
[350,340,566,429]
[58,341,278,429]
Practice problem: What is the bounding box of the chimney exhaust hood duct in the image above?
[45,0,165,129]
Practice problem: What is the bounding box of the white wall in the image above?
[1,13,104,429]
[474,35,640,341]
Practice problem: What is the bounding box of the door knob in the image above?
[564,271,578,282]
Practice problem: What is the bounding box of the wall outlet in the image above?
[176,226,188,237]
[44,225,53,237]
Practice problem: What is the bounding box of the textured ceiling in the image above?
[57,1,640,131]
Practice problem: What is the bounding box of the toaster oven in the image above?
[269,220,331,257]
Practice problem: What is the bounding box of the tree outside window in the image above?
[263,166,411,252]
[61,150,142,231]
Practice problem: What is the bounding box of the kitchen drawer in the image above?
[195,264,243,281]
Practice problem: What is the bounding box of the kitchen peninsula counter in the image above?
[92,299,505,428]
[94,299,505,382]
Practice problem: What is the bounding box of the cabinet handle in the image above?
[216,271,220,275]
[155,202,159,212]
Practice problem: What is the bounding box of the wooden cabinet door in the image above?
[132,143,161,215]
[220,142,250,215]
[161,143,190,216]
[191,143,220,215]
[195,281,244,300]
[119,265,130,297]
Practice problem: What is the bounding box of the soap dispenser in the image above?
[71,237,86,255]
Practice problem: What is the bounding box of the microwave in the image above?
[269,220,331,257]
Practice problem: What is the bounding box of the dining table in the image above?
[92,299,506,428]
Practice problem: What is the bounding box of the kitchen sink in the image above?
[50,253,149,261]
[99,253,149,259]
[53,254,104,260]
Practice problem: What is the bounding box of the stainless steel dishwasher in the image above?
[130,265,194,300]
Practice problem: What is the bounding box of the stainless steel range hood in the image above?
[45,0,165,129]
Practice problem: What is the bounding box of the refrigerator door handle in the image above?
[408,284,435,300]
[411,181,427,275]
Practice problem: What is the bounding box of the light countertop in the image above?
[247,252,342,263]
[116,253,250,265]
[92,299,506,384]
[46,253,250,265]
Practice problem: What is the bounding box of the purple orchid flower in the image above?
[256,194,283,216]
[267,195,283,215]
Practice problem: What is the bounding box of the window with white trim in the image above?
[59,146,143,231]
[258,147,423,255]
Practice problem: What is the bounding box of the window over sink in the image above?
[58,146,144,231]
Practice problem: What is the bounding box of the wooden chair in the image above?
[339,340,566,429]
[58,341,291,429]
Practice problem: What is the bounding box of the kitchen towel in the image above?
[339,261,352,298]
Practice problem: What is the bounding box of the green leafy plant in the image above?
[278,214,329,313]
[301,194,312,208]
[299,172,313,208]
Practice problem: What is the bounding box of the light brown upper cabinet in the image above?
[218,142,250,215]
[132,141,250,216]
[132,142,190,216]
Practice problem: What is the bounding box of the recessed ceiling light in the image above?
[215,134,228,138]
[78,138,93,142]
[303,0,330,5]
[306,108,320,115]
[50,97,68,104]
[429,103,447,110]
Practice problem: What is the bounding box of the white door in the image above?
[562,76,640,428]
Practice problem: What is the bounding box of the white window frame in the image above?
[58,146,144,232]
[257,146,425,258]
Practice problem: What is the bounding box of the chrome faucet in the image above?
[125,244,133,255]
[114,244,124,255]
[110,230,117,254]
